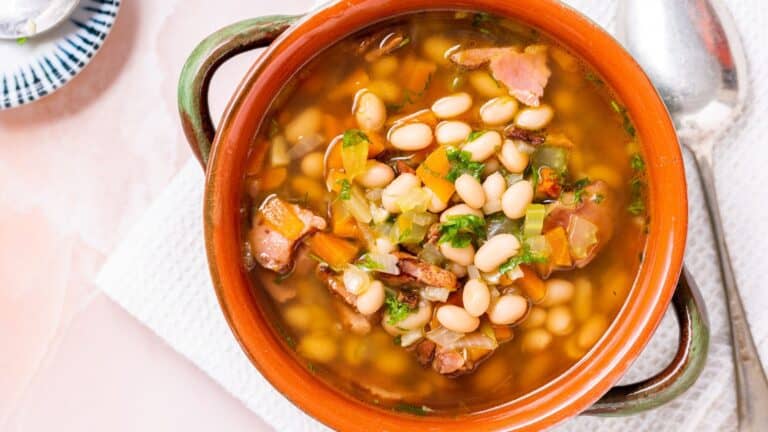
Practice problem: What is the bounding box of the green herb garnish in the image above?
[438,214,486,248]
[337,178,351,200]
[466,130,485,142]
[585,72,603,85]
[572,177,591,203]
[357,253,384,271]
[610,100,636,137]
[342,129,369,148]
[499,244,548,274]
[393,335,402,346]
[446,147,485,182]
[16,37,28,45]
[630,153,645,171]
[385,292,413,325]
[393,403,430,416]
[627,153,646,215]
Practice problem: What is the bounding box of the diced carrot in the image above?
[401,57,437,94]
[290,176,326,203]
[259,166,287,190]
[544,226,573,267]
[517,265,546,303]
[260,197,305,240]
[328,68,370,101]
[416,147,455,203]
[325,169,347,193]
[324,137,344,170]
[367,133,387,157]
[492,325,514,343]
[536,167,563,199]
[308,232,360,268]
[331,201,359,239]
[323,114,343,139]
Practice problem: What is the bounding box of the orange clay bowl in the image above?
[177,0,709,430]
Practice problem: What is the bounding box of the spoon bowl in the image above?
[0,0,79,40]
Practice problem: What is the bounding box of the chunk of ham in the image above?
[248,199,326,274]
[376,252,458,290]
[543,181,616,269]
[449,45,551,107]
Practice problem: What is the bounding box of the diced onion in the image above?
[400,329,424,347]
[343,184,372,223]
[421,286,451,302]
[395,187,431,213]
[370,205,390,224]
[447,333,498,350]
[359,252,400,275]
[426,326,465,346]
[343,265,371,295]
[525,235,551,258]
[568,215,598,259]
[287,133,324,160]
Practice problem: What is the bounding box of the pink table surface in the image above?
[0,1,316,430]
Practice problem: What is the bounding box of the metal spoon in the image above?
[0,0,79,40]
[618,0,768,429]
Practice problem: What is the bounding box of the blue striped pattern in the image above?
[0,0,121,110]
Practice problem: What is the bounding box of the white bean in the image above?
[440,243,475,266]
[354,90,387,132]
[431,92,473,119]
[285,107,322,143]
[382,173,420,213]
[436,305,480,333]
[388,122,433,151]
[462,279,490,317]
[474,234,521,272]
[424,186,449,213]
[435,121,472,145]
[498,139,530,173]
[455,174,486,209]
[300,151,324,179]
[397,300,433,330]
[356,280,386,315]
[501,180,533,219]
[487,294,529,325]
[541,279,575,307]
[522,329,553,353]
[515,104,554,130]
[546,306,574,335]
[480,96,519,125]
[482,172,506,214]
[439,203,483,222]
[577,315,609,349]
[357,160,395,188]
[462,130,502,162]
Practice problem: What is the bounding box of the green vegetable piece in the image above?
[572,177,591,203]
[630,153,645,171]
[385,292,413,325]
[531,146,569,175]
[438,214,486,248]
[523,204,546,238]
[16,37,28,45]
[499,243,548,275]
[393,403,430,416]
[446,147,485,182]
[337,179,351,200]
[357,254,384,271]
[610,100,637,137]
[342,129,369,148]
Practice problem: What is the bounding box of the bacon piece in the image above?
[504,126,546,145]
[316,265,357,306]
[377,252,458,290]
[410,339,436,367]
[543,181,616,269]
[449,45,551,106]
[249,200,326,273]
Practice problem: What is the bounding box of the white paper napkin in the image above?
[97,1,768,430]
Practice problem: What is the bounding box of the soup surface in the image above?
[240,11,648,414]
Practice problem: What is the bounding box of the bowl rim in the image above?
[202,0,687,430]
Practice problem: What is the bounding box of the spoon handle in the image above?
[694,151,768,431]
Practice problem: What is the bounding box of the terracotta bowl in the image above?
[177,0,709,430]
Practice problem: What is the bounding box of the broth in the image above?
[239,11,648,414]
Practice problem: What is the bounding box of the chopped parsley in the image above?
[438,214,486,248]
[628,153,646,215]
[466,130,485,142]
[585,72,603,85]
[16,37,28,45]
[393,403,430,416]
[385,292,413,325]
[572,177,591,203]
[446,147,485,182]
[357,253,384,270]
[499,244,548,274]
[337,179,351,200]
[472,12,497,29]
[342,129,369,148]
[610,100,636,137]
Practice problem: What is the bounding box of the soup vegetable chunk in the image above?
[241,12,648,413]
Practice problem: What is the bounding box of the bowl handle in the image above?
[178,16,301,168]
[584,267,710,416]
